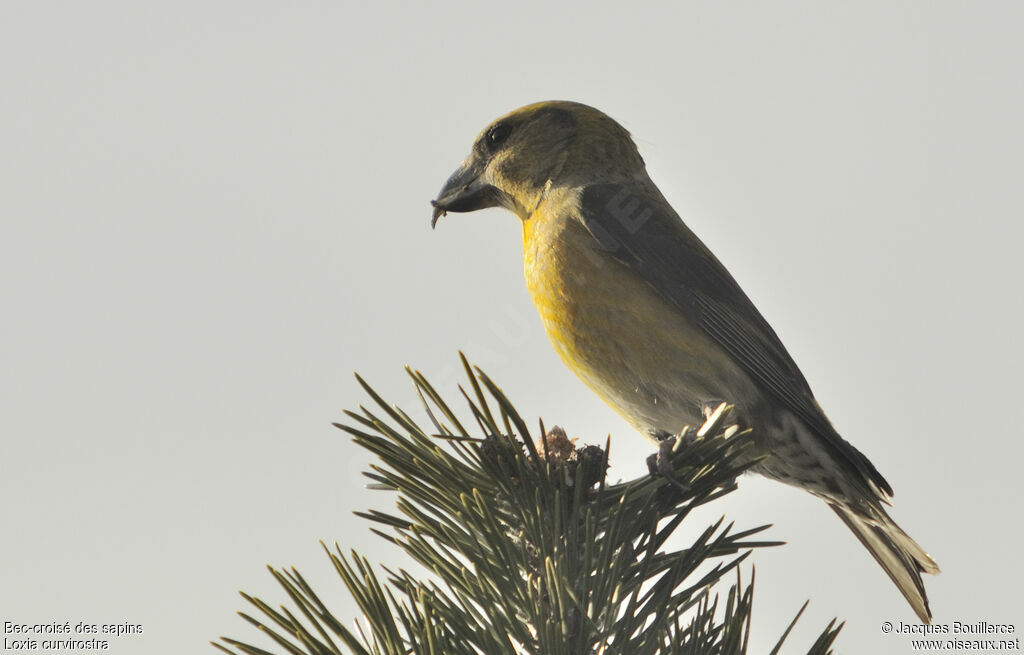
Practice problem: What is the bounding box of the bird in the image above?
[430,100,939,622]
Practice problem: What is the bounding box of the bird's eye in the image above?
[486,123,511,148]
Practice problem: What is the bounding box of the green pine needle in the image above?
[216,356,842,655]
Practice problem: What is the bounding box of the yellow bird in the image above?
[430,100,939,622]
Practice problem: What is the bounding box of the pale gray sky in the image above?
[2,2,1022,653]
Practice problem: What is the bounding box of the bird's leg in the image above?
[646,430,676,476]
[645,428,695,494]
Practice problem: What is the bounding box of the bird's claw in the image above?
[645,428,695,492]
[646,436,678,477]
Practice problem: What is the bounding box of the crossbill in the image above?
[430,101,939,622]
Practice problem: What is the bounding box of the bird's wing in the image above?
[577,182,893,500]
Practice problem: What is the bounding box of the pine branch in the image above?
[215,354,842,654]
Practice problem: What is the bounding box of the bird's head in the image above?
[431,101,645,226]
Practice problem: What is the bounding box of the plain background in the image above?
[3,2,1022,653]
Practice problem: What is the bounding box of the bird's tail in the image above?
[829,503,940,623]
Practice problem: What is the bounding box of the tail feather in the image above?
[830,504,940,623]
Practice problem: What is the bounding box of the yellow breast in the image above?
[521,191,753,439]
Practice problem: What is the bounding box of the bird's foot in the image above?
[646,435,677,476]
[645,428,695,492]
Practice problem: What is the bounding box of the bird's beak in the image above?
[430,156,500,228]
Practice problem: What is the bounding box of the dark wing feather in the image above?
[578,183,892,499]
